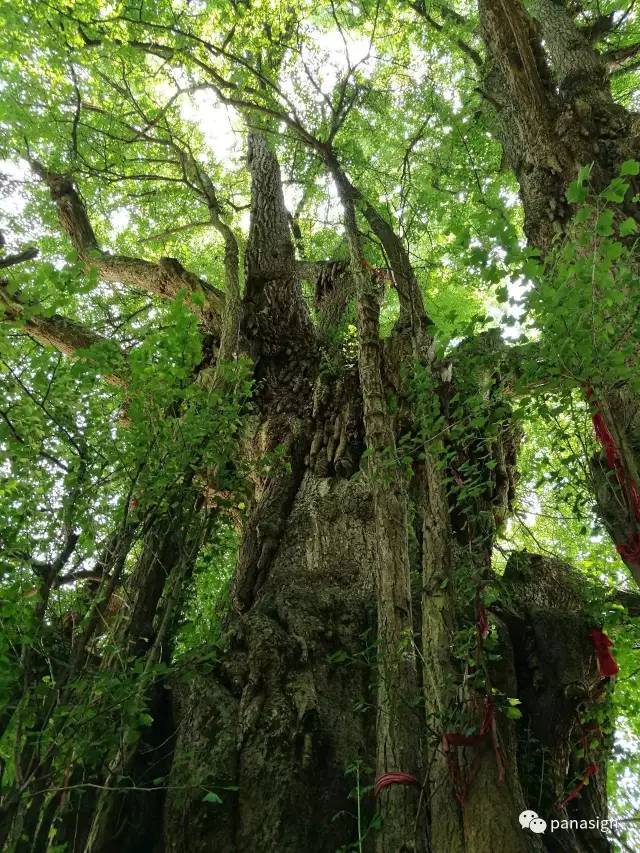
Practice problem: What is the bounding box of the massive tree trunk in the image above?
[477,0,640,588]
[165,472,378,853]
[1,124,619,853]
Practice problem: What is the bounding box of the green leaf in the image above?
[602,178,629,203]
[620,159,640,176]
[202,792,223,804]
[596,210,614,237]
[504,707,523,720]
[566,181,587,204]
[619,217,638,237]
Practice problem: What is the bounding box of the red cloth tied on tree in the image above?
[586,386,640,565]
[590,628,619,677]
[617,532,640,567]
[592,410,620,469]
[444,695,494,747]
[476,601,490,640]
[373,771,418,798]
[626,478,640,522]
[443,696,504,802]
[555,763,600,810]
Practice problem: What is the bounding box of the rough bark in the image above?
[29,161,224,332]
[165,473,378,853]
[421,330,533,853]
[477,0,640,589]
[323,146,431,335]
[329,159,426,851]
[0,281,126,384]
[4,100,623,853]
[500,552,612,853]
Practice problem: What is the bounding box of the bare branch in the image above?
[322,145,431,333]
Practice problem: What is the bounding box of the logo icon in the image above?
[519,809,547,834]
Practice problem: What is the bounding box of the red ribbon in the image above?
[443,696,505,802]
[477,602,490,640]
[373,771,419,798]
[617,531,640,567]
[627,478,640,521]
[444,695,494,748]
[590,628,619,677]
[587,386,640,566]
[555,763,600,810]
[592,410,620,469]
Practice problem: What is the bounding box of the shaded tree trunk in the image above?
[166,472,379,852]
[477,0,640,588]
[3,128,619,853]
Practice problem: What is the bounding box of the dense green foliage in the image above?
[2,1,640,849]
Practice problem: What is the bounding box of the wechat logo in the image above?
[519,809,547,834]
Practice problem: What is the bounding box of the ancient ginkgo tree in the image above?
[1,1,639,852]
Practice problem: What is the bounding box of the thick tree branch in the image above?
[330,137,424,852]
[243,132,315,358]
[604,41,640,72]
[322,145,431,333]
[76,12,431,343]
[174,148,242,362]
[29,161,224,331]
[0,246,39,269]
[528,0,612,102]
[0,282,127,385]
[479,0,558,133]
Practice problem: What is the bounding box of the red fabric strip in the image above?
[476,602,490,640]
[590,628,619,677]
[555,763,599,810]
[587,386,640,568]
[592,410,620,469]
[373,771,419,798]
[444,696,494,748]
[617,532,640,567]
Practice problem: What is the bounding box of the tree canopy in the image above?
[1,1,640,851]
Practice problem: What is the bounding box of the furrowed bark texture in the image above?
[165,474,378,852]
[421,331,533,853]
[331,160,425,851]
[5,117,621,853]
[477,0,640,588]
[150,134,380,852]
[500,552,612,853]
[165,135,425,853]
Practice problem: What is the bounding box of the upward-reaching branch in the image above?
[529,0,612,103]
[243,132,315,361]
[29,161,225,332]
[175,147,242,363]
[322,145,431,334]
[332,148,425,853]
